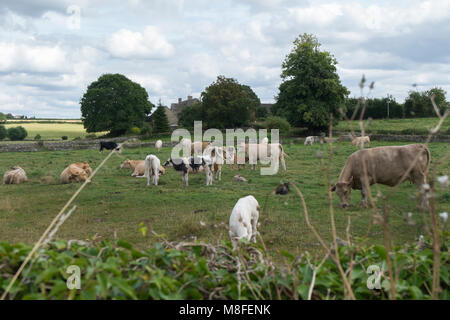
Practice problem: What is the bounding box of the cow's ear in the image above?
[347,176,354,185]
[331,184,336,192]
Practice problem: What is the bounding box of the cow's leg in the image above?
[414,171,429,209]
[359,176,370,208]
[251,213,259,243]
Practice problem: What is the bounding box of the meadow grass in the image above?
[335,117,450,133]
[1,140,448,262]
[2,122,105,141]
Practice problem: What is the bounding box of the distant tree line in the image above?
[345,87,449,120]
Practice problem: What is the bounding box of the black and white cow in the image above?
[163,156,213,186]
[99,141,121,153]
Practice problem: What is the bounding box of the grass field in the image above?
[2,122,105,141]
[1,140,448,262]
[335,117,450,133]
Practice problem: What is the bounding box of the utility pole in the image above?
[387,94,391,119]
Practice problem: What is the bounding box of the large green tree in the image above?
[80,74,154,136]
[404,87,449,118]
[201,76,260,128]
[272,34,349,131]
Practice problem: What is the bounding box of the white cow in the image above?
[304,136,321,146]
[155,140,163,151]
[229,195,260,249]
[3,166,28,184]
[144,154,161,186]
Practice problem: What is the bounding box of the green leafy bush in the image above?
[0,234,447,300]
[7,126,28,141]
[128,126,141,135]
[264,116,291,136]
[34,134,41,140]
[61,136,68,140]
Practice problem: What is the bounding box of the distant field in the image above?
[1,141,448,262]
[2,122,106,141]
[335,117,450,134]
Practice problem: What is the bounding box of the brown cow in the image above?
[73,161,93,176]
[60,164,89,184]
[331,144,430,208]
[120,159,165,176]
[3,166,28,184]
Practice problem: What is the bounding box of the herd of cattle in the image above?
[1,135,432,247]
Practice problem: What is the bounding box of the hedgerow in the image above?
[1,234,448,300]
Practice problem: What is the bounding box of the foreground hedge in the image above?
[0,236,448,300]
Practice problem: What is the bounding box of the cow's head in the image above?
[163,158,173,167]
[120,159,132,169]
[331,177,353,208]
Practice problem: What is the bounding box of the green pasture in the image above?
[1,140,448,262]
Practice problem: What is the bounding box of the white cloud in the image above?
[106,26,174,59]
[0,42,68,73]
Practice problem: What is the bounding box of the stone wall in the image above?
[0,137,177,153]
[1,134,448,153]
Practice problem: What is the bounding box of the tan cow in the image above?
[191,141,211,155]
[243,143,287,172]
[351,136,370,148]
[73,161,93,176]
[60,164,89,184]
[120,159,165,176]
[331,144,430,208]
[3,166,28,184]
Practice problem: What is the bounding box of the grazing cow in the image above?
[120,159,165,176]
[60,164,89,184]
[155,140,163,151]
[229,195,260,249]
[304,136,321,146]
[3,166,27,184]
[73,161,93,177]
[144,154,161,186]
[163,156,213,186]
[331,144,431,208]
[99,141,121,153]
[243,143,287,172]
[351,136,370,148]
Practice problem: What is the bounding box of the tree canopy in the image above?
[200,76,260,128]
[404,87,449,118]
[80,74,154,136]
[272,34,349,131]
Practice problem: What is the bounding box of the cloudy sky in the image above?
[1,0,450,118]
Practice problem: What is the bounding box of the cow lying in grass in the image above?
[60,164,89,184]
[331,144,431,208]
[73,161,93,177]
[229,195,260,249]
[163,156,214,186]
[120,159,165,177]
[144,154,161,186]
[3,166,28,184]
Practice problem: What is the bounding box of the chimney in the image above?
[188,95,192,100]
[178,98,182,103]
